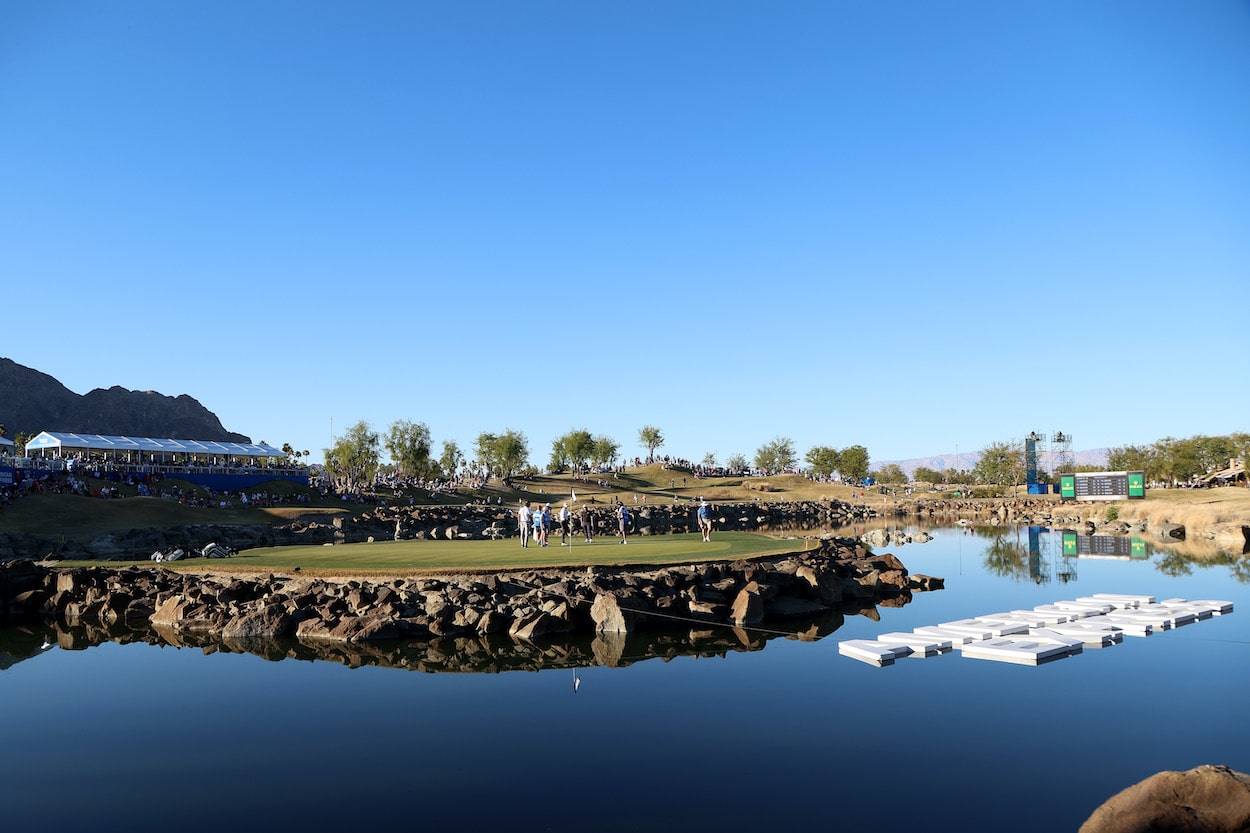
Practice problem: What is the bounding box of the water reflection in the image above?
[962,525,1250,585]
[1,607,852,675]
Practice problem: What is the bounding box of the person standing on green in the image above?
[697,498,713,542]
[617,502,630,544]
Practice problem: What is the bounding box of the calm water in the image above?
[3,526,1249,832]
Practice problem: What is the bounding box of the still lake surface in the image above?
[3,525,1248,832]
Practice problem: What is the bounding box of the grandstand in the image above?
[16,431,306,490]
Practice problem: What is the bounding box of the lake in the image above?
[2,525,1248,832]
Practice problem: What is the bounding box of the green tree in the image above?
[384,419,434,479]
[439,440,464,478]
[973,440,1022,487]
[323,420,381,491]
[702,451,717,467]
[475,429,529,481]
[551,429,596,473]
[638,425,664,461]
[913,466,943,484]
[754,437,796,473]
[591,435,619,469]
[805,445,841,479]
[1107,444,1154,474]
[873,463,908,484]
[726,453,748,472]
[837,445,871,481]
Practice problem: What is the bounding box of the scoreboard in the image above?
[1059,471,1145,501]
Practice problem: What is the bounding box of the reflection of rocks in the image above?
[1,538,941,659]
[23,613,843,674]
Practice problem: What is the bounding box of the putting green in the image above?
[182,531,816,575]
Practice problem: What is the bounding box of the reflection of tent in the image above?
[24,431,286,463]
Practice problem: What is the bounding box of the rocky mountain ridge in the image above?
[0,357,248,443]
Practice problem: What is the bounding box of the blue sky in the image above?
[2,1,1247,468]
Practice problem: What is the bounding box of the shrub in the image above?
[1105,504,1120,522]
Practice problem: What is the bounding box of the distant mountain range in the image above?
[878,448,1110,480]
[0,357,249,443]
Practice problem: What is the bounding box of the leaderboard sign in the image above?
[1059,471,1145,501]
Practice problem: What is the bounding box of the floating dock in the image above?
[839,595,1233,667]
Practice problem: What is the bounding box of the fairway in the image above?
[137,532,816,576]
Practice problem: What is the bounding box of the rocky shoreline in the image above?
[0,537,942,647]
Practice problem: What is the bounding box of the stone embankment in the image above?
[0,537,942,644]
[0,499,876,561]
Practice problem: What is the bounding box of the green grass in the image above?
[56,531,816,576]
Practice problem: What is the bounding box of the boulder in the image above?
[590,594,636,634]
[1079,764,1250,833]
[730,582,764,626]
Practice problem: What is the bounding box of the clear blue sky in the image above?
[3,1,1247,467]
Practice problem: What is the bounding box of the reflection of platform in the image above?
[839,595,1233,667]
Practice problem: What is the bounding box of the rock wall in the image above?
[0,538,943,646]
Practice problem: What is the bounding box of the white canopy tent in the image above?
[24,431,286,464]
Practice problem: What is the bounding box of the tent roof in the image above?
[24,431,285,458]
[0,437,13,447]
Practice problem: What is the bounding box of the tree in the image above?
[384,419,434,480]
[702,452,717,467]
[0,423,6,438]
[551,429,595,473]
[439,441,463,478]
[873,463,908,484]
[837,445,871,481]
[913,466,943,484]
[805,445,841,479]
[973,439,1022,487]
[323,420,381,492]
[1107,444,1154,474]
[281,442,295,462]
[591,435,619,469]
[13,432,32,456]
[475,429,529,481]
[726,453,748,472]
[754,437,796,473]
[638,425,664,461]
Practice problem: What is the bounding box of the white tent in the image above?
[24,431,286,461]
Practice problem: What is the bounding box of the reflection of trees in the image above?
[982,535,1034,581]
[1228,558,1250,585]
[1153,552,1193,577]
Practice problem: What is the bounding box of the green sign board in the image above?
[1128,472,1145,498]
[1060,475,1076,500]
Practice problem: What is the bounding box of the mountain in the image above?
[0,357,250,442]
[879,448,1111,480]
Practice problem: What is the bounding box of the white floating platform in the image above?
[913,625,991,646]
[1017,608,1072,626]
[1033,623,1123,648]
[1033,604,1093,620]
[1099,614,1155,636]
[1163,598,1234,616]
[979,611,1050,629]
[1054,600,1115,616]
[839,595,1231,668]
[939,617,1031,637]
[962,634,1083,666]
[875,632,953,657]
[1083,593,1155,608]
